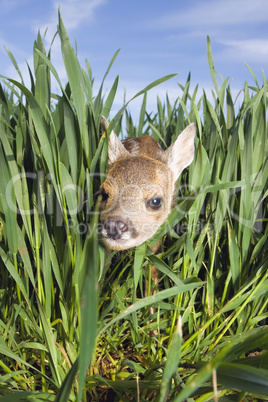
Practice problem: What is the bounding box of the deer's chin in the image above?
[102,235,147,251]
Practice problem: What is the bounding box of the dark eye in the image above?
[146,197,163,210]
[100,188,109,203]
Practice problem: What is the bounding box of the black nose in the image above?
[103,218,128,240]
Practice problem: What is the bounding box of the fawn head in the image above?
[99,117,196,250]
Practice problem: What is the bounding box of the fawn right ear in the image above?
[162,123,196,181]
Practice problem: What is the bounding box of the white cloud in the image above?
[150,0,268,29]
[0,0,25,15]
[23,0,106,89]
[219,39,268,63]
[148,0,268,78]
[36,0,106,42]
[57,0,107,30]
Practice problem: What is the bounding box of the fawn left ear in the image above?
[100,116,130,166]
[108,130,130,166]
[162,123,196,181]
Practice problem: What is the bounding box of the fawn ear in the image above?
[162,123,196,181]
[108,130,130,165]
[100,116,129,166]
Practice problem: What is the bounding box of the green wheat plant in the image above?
[0,11,267,401]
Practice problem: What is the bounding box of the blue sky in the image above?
[1,0,268,121]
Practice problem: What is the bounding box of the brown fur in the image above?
[99,117,196,251]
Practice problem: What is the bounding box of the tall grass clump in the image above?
[0,11,267,401]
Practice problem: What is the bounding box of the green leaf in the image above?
[218,363,268,395]
[101,75,119,119]
[77,203,99,401]
[0,247,30,306]
[54,359,78,402]
[133,242,146,291]
[227,221,240,289]
[207,36,218,94]
[159,317,183,402]
[0,145,18,254]
[98,281,203,337]
[63,100,78,183]
[57,10,89,164]
[148,255,184,287]
[110,73,178,127]
[137,92,147,136]
[37,298,61,386]
[59,162,78,223]
[4,46,25,85]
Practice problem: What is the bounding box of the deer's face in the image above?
[98,119,196,251]
[99,156,174,250]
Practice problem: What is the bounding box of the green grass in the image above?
[0,11,267,401]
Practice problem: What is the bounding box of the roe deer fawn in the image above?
[99,116,196,251]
